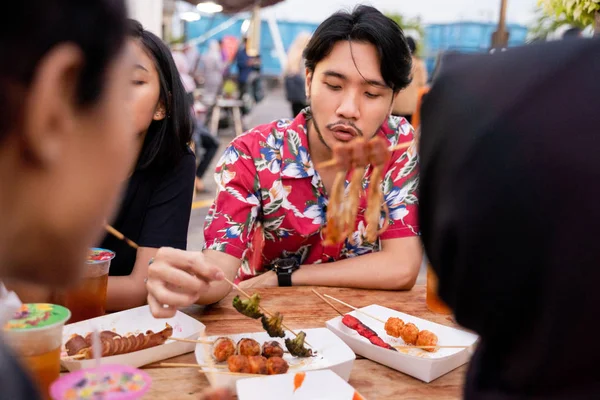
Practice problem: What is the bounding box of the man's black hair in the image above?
[0,0,128,140]
[128,20,193,172]
[303,5,412,93]
[406,36,417,55]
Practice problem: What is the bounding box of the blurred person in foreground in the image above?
[284,32,312,117]
[420,38,600,399]
[145,5,422,315]
[0,1,230,399]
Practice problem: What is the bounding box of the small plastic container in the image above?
[55,248,115,323]
[3,303,71,399]
[50,364,151,400]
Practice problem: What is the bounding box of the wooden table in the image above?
[142,285,467,399]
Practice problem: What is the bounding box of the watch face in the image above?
[275,258,297,272]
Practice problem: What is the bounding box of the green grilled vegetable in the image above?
[261,312,285,338]
[232,294,263,319]
[285,331,313,357]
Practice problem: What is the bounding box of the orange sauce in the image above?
[352,390,365,400]
[293,372,306,392]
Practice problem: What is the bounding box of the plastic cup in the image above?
[55,248,115,323]
[50,364,151,400]
[3,303,71,399]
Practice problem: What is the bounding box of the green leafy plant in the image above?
[538,0,600,31]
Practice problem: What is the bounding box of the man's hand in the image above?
[146,248,225,318]
[238,270,278,289]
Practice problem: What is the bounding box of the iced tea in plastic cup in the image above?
[56,248,115,323]
[426,264,453,315]
[3,303,71,399]
[50,364,151,400]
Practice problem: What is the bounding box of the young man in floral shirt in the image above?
[145,5,422,310]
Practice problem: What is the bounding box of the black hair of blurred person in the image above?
[127,20,193,172]
[563,27,583,39]
[406,36,417,55]
[0,0,127,141]
[303,5,412,93]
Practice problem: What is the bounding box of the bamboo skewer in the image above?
[61,354,86,361]
[316,141,412,169]
[222,277,312,348]
[311,289,344,316]
[105,225,139,249]
[159,362,227,369]
[169,337,214,345]
[323,294,386,324]
[394,345,469,350]
[159,363,256,377]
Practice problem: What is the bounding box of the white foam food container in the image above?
[326,304,478,383]
[61,305,205,371]
[236,369,365,400]
[195,327,356,390]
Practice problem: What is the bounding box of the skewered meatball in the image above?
[400,322,419,345]
[236,338,261,357]
[384,317,405,338]
[262,341,284,358]
[416,330,439,352]
[266,356,289,375]
[248,355,268,375]
[212,337,236,362]
[227,355,252,373]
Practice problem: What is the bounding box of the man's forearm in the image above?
[292,251,419,290]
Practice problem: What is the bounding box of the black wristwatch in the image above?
[270,258,300,287]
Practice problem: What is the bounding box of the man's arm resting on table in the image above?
[194,249,241,305]
[292,237,422,290]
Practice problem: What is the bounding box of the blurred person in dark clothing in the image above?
[284,32,311,117]
[420,38,600,399]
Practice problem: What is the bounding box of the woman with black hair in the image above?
[100,20,197,311]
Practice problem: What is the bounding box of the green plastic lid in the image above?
[3,303,71,331]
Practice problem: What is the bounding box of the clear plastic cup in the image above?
[50,364,152,400]
[3,303,71,399]
[55,248,115,323]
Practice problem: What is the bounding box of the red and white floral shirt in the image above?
[203,109,420,282]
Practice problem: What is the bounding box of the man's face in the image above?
[306,40,395,150]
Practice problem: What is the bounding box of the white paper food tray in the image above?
[61,305,205,371]
[326,304,478,383]
[195,327,355,390]
[236,369,365,400]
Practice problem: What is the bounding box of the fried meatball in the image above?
[227,355,251,373]
[236,338,261,357]
[266,356,289,375]
[248,355,268,375]
[262,341,284,358]
[400,322,419,345]
[416,330,439,352]
[212,337,236,362]
[384,317,405,338]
